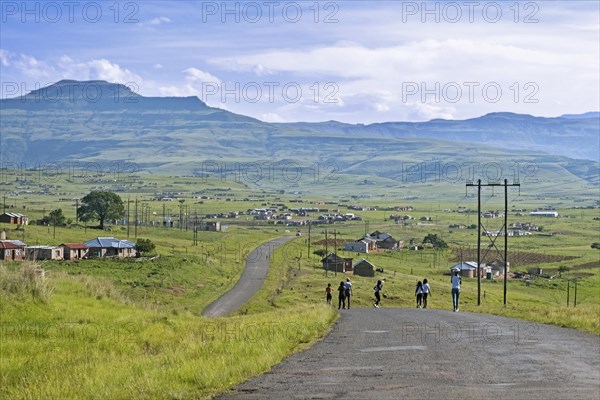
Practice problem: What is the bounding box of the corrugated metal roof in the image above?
[84,237,136,249]
[0,240,25,249]
[61,243,89,249]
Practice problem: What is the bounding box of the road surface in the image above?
[202,236,295,317]
[216,308,600,399]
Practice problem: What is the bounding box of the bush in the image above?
[0,263,53,303]
[137,238,156,254]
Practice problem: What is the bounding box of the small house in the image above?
[61,243,89,260]
[344,240,369,253]
[450,261,484,278]
[25,245,64,261]
[0,240,25,261]
[489,260,510,276]
[84,237,137,258]
[321,253,353,273]
[0,212,29,225]
[353,259,375,277]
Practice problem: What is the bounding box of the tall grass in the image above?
[0,263,53,303]
[0,262,338,399]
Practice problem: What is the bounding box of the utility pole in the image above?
[466,178,520,306]
[134,198,138,238]
[325,229,328,276]
[126,198,130,238]
[334,229,337,277]
[75,198,79,223]
[307,223,311,258]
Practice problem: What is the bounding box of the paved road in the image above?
[216,309,600,399]
[202,236,295,317]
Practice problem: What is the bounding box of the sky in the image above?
[1,0,599,123]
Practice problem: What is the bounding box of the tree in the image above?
[313,249,326,257]
[592,242,600,250]
[422,233,448,249]
[137,238,155,255]
[558,265,570,277]
[48,208,66,238]
[77,191,125,229]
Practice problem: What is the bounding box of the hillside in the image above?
[0,80,598,196]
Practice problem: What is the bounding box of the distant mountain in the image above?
[560,112,600,120]
[279,112,600,161]
[0,80,598,196]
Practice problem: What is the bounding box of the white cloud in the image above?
[260,113,286,122]
[184,67,222,84]
[148,16,171,25]
[57,56,142,84]
[0,49,10,67]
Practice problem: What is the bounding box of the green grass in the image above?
[0,171,598,399]
[0,264,338,399]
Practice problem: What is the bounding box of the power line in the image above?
[466,179,521,306]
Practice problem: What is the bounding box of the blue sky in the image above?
[1,1,598,123]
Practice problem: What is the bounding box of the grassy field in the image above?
[1,170,598,399]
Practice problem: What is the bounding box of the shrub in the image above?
[0,262,53,303]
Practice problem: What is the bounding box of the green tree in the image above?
[77,191,125,229]
[591,242,600,250]
[137,238,155,255]
[48,208,66,238]
[48,208,66,226]
[422,233,448,249]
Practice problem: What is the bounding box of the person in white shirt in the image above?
[422,278,431,309]
[344,278,352,309]
[451,270,461,312]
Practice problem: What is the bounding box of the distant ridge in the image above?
[0,80,598,189]
[559,112,600,120]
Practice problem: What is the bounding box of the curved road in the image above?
[202,236,295,317]
[216,309,600,399]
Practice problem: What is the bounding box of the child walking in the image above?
[415,281,423,308]
[422,278,431,308]
[373,280,383,308]
[325,283,332,305]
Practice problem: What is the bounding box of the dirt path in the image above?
[202,236,294,317]
[216,309,600,399]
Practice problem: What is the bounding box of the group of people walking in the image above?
[414,278,431,308]
[325,271,462,311]
[326,279,353,309]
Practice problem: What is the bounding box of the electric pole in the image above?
[466,179,520,306]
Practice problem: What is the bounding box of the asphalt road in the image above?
[202,236,295,317]
[216,308,600,400]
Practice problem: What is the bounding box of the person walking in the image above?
[337,281,346,309]
[415,281,423,308]
[451,270,461,312]
[325,283,332,305]
[422,278,431,309]
[373,279,383,308]
[344,278,352,309]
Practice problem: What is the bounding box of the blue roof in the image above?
[84,237,136,249]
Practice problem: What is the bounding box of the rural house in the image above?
[0,212,29,225]
[0,240,26,261]
[84,237,137,258]
[321,253,353,273]
[450,261,485,278]
[353,259,375,277]
[25,245,64,261]
[344,237,377,253]
[61,243,90,260]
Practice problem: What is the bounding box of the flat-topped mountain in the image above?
[0,80,598,195]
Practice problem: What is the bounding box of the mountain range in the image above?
[0,80,598,196]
